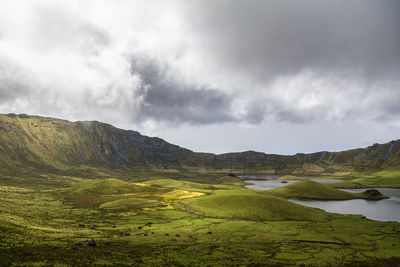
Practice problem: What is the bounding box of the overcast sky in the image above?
[1,0,400,154]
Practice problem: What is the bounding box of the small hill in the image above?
[181,190,332,221]
[142,179,213,190]
[278,175,306,180]
[99,197,160,211]
[67,178,152,195]
[269,180,386,200]
[63,178,166,206]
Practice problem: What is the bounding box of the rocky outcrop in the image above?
[361,189,387,200]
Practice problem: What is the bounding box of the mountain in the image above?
[0,113,399,176]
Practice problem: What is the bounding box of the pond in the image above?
[244,177,400,222]
[244,176,342,191]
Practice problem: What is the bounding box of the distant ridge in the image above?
[0,113,399,176]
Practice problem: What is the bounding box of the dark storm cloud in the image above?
[130,57,236,124]
[182,0,400,125]
[0,0,400,130]
[187,0,400,81]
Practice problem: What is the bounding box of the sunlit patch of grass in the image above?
[163,190,205,201]
[278,175,306,181]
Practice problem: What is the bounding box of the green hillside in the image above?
[180,189,331,221]
[1,114,399,265]
[1,113,399,177]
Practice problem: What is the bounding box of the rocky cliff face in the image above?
[0,114,399,176]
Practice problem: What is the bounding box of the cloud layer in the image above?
[1,0,400,131]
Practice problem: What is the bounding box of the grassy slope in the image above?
[269,180,386,200]
[67,178,160,195]
[278,175,307,180]
[1,174,399,266]
[328,169,400,188]
[1,114,400,177]
[180,189,331,221]
[99,197,161,211]
[0,114,399,265]
[0,114,194,175]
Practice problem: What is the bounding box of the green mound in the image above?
[360,189,389,200]
[143,179,212,190]
[68,178,156,195]
[278,175,306,181]
[181,190,331,221]
[99,197,160,211]
[63,178,165,206]
[217,175,247,185]
[270,180,360,200]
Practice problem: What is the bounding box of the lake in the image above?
[244,176,342,191]
[244,177,400,222]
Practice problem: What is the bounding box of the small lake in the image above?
[244,176,342,191]
[244,178,400,222]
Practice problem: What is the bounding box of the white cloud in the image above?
[0,0,399,153]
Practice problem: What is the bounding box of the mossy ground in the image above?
[0,173,399,266]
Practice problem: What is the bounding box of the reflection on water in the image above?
[245,178,400,222]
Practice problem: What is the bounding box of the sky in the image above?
[1,0,400,154]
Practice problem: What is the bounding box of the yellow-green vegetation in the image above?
[68,178,152,195]
[180,189,331,221]
[99,198,161,211]
[141,178,214,190]
[0,114,400,265]
[1,114,399,177]
[329,169,400,189]
[278,175,306,180]
[163,190,205,201]
[62,178,166,207]
[270,180,388,200]
[1,174,399,266]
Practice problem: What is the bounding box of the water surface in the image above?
[244,176,342,191]
[245,178,400,222]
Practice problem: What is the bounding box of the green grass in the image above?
[278,175,306,180]
[1,173,400,266]
[142,178,216,190]
[99,197,161,211]
[180,188,332,221]
[328,169,400,188]
[1,114,400,265]
[269,180,386,200]
[60,178,167,207]
[1,114,399,178]
[67,178,158,195]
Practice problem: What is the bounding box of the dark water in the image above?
[245,178,400,222]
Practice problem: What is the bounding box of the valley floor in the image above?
[0,172,399,266]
